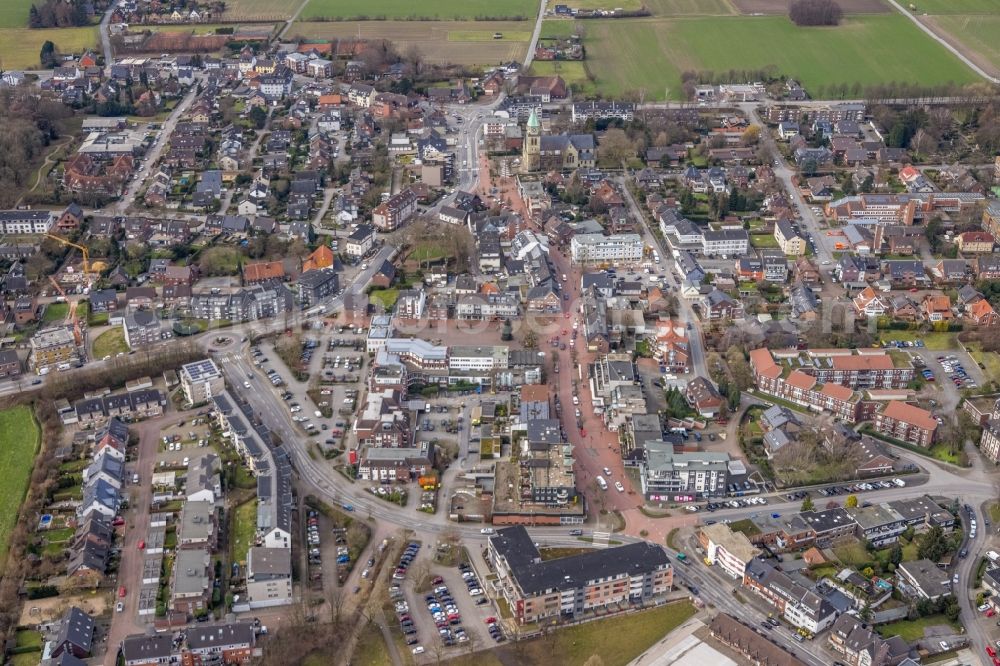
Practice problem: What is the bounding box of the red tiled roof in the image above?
[749,347,781,379]
[820,383,854,401]
[882,400,937,431]
[243,261,285,282]
[785,371,816,391]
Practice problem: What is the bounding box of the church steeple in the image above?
[522,108,541,172]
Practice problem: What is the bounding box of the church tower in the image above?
[522,108,541,173]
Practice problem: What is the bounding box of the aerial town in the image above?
[5,0,1000,666]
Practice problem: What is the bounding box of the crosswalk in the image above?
[592,531,611,548]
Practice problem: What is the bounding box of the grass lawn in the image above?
[877,614,959,641]
[990,502,1000,523]
[0,26,99,69]
[10,653,40,666]
[583,14,979,100]
[728,518,761,537]
[967,344,1000,385]
[231,499,257,566]
[879,330,958,351]
[93,327,129,358]
[448,29,531,41]
[350,622,392,666]
[369,288,400,310]
[538,547,592,561]
[41,302,69,323]
[528,60,595,95]
[444,601,696,666]
[928,442,964,465]
[411,240,455,264]
[834,539,877,567]
[540,19,579,38]
[0,406,41,575]
[15,629,42,649]
[301,0,538,20]
[750,233,780,248]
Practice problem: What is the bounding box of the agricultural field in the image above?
[300,0,539,21]
[288,21,530,64]
[906,0,1000,14]
[0,26,98,69]
[447,29,532,41]
[220,0,302,21]
[141,23,278,36]
[583,15,979,101]
[732,0,887,12]
[0,406,42,575]
[926,15,1000,75]
[647,0,737,15]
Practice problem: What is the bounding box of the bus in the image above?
[596,476,608,491]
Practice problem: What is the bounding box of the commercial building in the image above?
[487,526,672,624]
[570,233,643,264]
[743,558,837,634]
[180,359,225,405]
[698,523,761,580]
[639,442,729,500]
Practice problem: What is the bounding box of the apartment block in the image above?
[873,400,937,447]
[570,233,644,264]
[698,522,761,580]
[372,188,417,231]
[180,359,225,405]
[488,526,672,625]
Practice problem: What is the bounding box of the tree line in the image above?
[789,0,842,26]
[29,0,90,28]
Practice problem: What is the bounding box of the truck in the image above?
[595,476,608,491]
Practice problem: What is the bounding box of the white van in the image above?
[596,476,608,491]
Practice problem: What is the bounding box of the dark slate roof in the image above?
[489,525,670,595]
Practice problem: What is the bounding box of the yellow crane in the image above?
[44,233,93,276]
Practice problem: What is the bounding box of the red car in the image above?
[118,586,127,598]
[484,617,497,625]
[138,540,145,550]
[431,576,444,585]
[988,646,997,658]
[989,609,996,618]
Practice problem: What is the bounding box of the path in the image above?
[99,0,116,75]
[884,0,998,84]
[522,0,547,69]
[278,0,313,40]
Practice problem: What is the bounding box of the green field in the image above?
[528,60,595,95]
[301,0,538,20]
[0,0,31,28]
[447,30,531,41]
[540,20,579,38]
[93,327,129,358]
[928,14,1000,73]
[222,0,300,21]
[583,15,979,100]
[0,26,99,69]
[908,0,1000,14]
[0,406,42,575]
